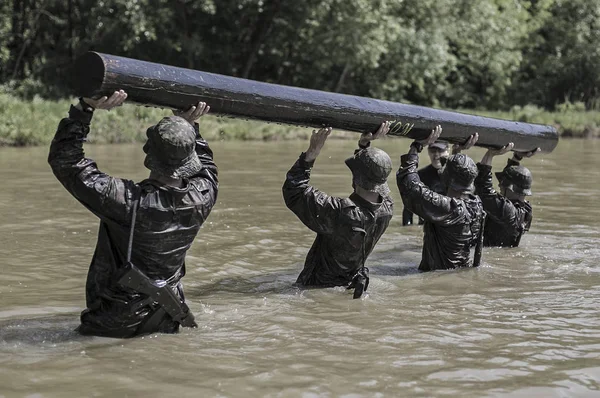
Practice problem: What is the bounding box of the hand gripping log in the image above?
[73,52,558,153]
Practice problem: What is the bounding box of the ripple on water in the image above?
[1,141,600,396]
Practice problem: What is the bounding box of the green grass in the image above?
[0,92,598,146]
[468,104,600,139]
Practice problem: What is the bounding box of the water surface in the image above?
[0,138,599,397]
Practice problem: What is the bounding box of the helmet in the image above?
[440,153,478,193]
[345,147,392,196]
[495,165,532,196]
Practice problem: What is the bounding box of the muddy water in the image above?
[0,138,599,397]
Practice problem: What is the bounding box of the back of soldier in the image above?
[284,123,395,296]
[482,199,531,246]
[325,197,392,276]
[128,180,212,280]
[295,194,393,287]
[396,126,484,272]
[420,195,483,271]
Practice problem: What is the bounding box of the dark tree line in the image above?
[1,0,598,110]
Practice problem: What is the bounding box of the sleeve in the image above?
[396,152,461,225]
[474,162,520,227]
[187,123,219,217]
[48,105,136,225]
[282,152,342,235]
[401,166,429,226]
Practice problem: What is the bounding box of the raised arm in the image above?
[476,144,520,225]
[507,147,541,168]
[476,142,513,197]
[397,125,461,224]
[282,127,343,234]
[452,132,479,155]
[48,91,136,224]
[172,102,218,212]
[397,153,457,224]
[479,142,514,167]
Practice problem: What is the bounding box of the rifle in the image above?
[118,263,197,328]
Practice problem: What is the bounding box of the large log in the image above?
[73,52,558,153]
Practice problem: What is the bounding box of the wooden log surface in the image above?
[73,52,559,153]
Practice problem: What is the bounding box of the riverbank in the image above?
[1,93,598,146]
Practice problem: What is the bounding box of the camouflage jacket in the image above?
[48,105,218,337]
[475,159,532,247]
[397,152,484,272]
[402,163,446,226]
[282,152,393,287]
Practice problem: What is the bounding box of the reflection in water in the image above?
[1,139,599,397]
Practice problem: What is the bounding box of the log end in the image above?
[72,52,106,98]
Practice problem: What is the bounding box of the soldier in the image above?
[475,143,539,247]
[402,140,450,226]
[282,123,394,298]
[397,127,484,271]
[48,90,217,337]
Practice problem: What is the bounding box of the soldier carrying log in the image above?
[282,122,394,298]
[397,127,485,271]
[453,135,540,248]
[48,90,217,338]
[401,140,450,226]
[474,143,540,247]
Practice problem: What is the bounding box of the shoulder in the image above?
[457,194,483,217]
[188,177,215,194]
[381,194,394,212]
[340,197,356,208]
[306,190,348,210]
[97,176,138,201]
[514,199,532,213]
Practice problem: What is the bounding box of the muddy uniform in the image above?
[402,164,445,226]
[397,150,484,271]
[283,152,393,287]
[48,105,217,338]
[475,158,533,247]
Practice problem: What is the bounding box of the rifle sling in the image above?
[119,191,196,328]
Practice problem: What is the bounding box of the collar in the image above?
[349,192,382,211]
[140,178,191,194]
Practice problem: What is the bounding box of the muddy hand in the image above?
[83,90,127,110]
[452,132,479,154]
[418,125,442,146]
[174,101,210,124]
[359,121,391,147]
[305,127,333,162]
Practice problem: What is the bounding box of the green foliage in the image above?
[0,0,599,110]
[514,0,600,109]
[442,0,532,109]
[0,1,10,80]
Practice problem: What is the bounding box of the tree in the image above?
[514,0,600,109]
